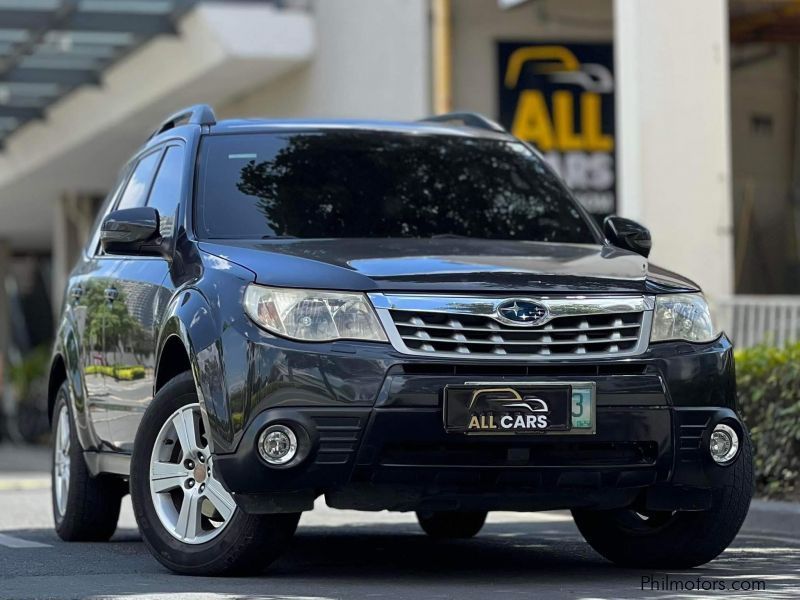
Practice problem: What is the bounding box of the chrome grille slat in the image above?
[369,293,653,360]
[394,321,641,334]
[399,335,640,346]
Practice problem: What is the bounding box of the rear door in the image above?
[104,143,186,451]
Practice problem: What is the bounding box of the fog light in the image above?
[258,424,298,465]
[709,423,739,465]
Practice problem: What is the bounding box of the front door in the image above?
[102,260,171,451]
[88,147,163,447]
[102,143,186,451]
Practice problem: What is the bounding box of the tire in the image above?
[52,382,125,542]
[417,511,487,539]
[130,371,300,576]
[572,428,754,568]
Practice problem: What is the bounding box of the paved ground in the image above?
[1,444,799,600]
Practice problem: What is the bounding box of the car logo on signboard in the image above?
[496,299,549,326]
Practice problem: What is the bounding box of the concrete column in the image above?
[52,191,101,320]
[0,240,9,426]
[614,0,733,302]
[52,194,70,321]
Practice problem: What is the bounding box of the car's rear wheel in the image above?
[572,429,754,568]
[417,510,487,539]
[130,371,300,575]
[52,383,125,542]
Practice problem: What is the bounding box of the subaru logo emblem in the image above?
[496,299,549,326]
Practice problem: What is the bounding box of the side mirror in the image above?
[603,216,652,258]
[101,207,161,256]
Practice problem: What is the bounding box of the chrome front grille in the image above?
[370,294,653,360]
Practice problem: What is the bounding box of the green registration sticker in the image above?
[571,385,594,429]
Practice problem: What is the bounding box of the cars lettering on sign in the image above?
[466,388,550,431]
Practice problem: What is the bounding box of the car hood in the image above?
[199,238,699,294]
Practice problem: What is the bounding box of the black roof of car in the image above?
[206,118,514,141]
[145,104,516,147]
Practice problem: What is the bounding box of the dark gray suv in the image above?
[49,105,752,575]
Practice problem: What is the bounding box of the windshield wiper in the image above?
[261,235,298,239]
[430,234,474,239]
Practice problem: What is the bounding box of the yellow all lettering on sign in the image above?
[553,90,583,151]
[511,90,614,152]
[511,90,554,151]
[582,92,614,151]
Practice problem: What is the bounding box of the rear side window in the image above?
[116,150,161,210]
[146,145,185,242]
[87,165,132,256]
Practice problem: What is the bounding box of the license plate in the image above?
[444,382,595,435]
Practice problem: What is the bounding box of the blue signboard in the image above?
[497,42,616,217]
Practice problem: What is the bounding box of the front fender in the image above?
[156,263,254,454]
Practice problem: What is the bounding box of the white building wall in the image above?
[615,0,733,302]
[220,0,430,120]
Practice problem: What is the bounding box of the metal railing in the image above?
[717,295,800,348]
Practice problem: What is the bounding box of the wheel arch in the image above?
[155,335,192,393]
[156,288,232,453]
[48,352,67,423]
[48,322,100,451]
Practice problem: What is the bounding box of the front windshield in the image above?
[195,130,598,243]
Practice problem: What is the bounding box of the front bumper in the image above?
[212,333,743,514]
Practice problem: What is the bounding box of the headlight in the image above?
[650,293,719,343]
[243,284,387,343]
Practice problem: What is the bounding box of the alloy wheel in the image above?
[53,404,71,517]
[149,403,236,544]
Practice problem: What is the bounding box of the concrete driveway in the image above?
[1,444,798,600]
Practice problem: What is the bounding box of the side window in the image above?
[146,145,185,243]
[87,165,131,255]
[116,150,161,210]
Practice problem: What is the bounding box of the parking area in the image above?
[1,445,798,600]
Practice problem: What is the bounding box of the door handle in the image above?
[70,285,83,301]
[104,286,119,302]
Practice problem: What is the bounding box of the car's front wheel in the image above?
[130,372,300,575]
[572,429,754,568]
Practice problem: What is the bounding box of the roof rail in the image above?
[419,112,506,133]
[149,104,216,139]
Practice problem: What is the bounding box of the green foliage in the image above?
[115,366,146,381]
[85,364,146,381]
[736,343,800,498]
[82,279,142,353]
[8,345,50,403]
